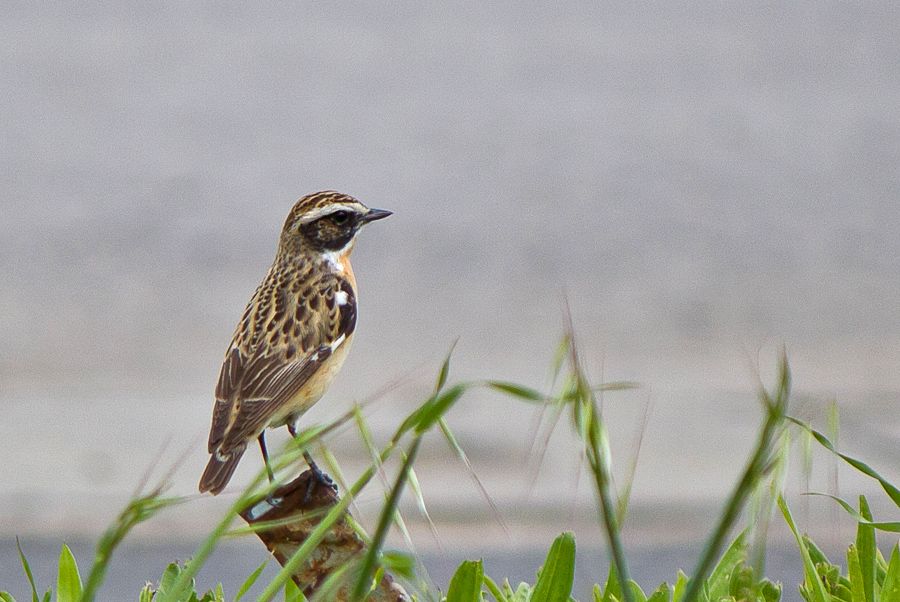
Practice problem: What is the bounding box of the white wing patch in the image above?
[330,333,347,353]
[335,290,349,306]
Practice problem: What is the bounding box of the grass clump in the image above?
[2,336,898,601]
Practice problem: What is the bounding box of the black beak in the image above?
[361,208,392,223]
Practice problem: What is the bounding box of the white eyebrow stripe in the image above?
[298,203,367,224]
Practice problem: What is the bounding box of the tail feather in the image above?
[199,446,246,494]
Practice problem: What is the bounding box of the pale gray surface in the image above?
[1,0,899,586]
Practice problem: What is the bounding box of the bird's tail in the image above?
[198,445,246,495]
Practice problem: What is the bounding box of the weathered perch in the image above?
[239,470,410,601]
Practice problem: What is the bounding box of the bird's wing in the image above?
[207,274,357,454]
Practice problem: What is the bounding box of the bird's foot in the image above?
[303,455,337,503]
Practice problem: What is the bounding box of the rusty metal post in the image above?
[239,471,410,601]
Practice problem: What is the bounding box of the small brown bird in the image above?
[199,191,391,495]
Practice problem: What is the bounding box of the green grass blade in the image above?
[616,404,650,525]
[235,561,268,601]
[374,484,426,592]
[83,488,183,602]
[787,417,900,507]
[351,435,422,600]
[283,578,306,602]
[530,532,576,602]
[527,397,566,487]
[381,551,415,581]
[483,575,510,602]
[486,381,545,402]
[352,404,387,520]
[585,406,631,602]
[549,335,571,386]
[0,592,17,602]
[646,583,671,602]
[55,544,83,602]
[877,548,889,584]
[309,558,359,602]
[394,383,470,440]
[405,464,439,545]
[672,571,688,602]
[882,545,900,602]
[626,581,647,602]
[857,496,876,602]
[727,564,756,602]
[446,560,484,602]
[434,340,458,394]
[156,562,183,597]
[803,493,900,532]
[778,495,831,602]
[593,382,641,393]
[602,558,623,602]
[682,355,790,602]
[353,404,382,477]
[414,384,467,434]
[569,350,632,602]
[802,535,832,567]
[848,545,866,602]
[15,538,40,602]
[706,532,747,601]
[319,444,352,499]
[759,579,782,602]
[438,417,508,535]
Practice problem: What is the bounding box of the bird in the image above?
[199,191,391,495]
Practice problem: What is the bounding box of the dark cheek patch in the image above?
[300,220,356,251]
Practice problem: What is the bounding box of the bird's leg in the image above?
[287,423,335,501]
[258,433,275,483]
[303,450,324,481]
[257,432,280,506]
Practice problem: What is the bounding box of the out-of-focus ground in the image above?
[2,2,899,600]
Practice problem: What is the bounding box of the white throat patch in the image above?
[322,250,344,272]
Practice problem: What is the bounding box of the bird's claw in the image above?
[303,460,337,503]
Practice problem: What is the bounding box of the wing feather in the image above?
[207,271,357,456]
[220,346,333,450]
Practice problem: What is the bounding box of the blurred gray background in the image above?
[2,2,899,599]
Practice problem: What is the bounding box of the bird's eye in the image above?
[331,210,350,225]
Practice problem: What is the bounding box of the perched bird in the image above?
[199,191,391,495]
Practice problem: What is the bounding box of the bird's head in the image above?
[278,191,391,256]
